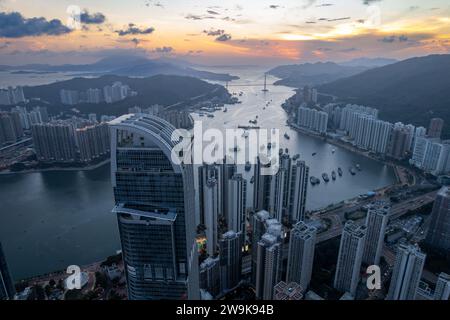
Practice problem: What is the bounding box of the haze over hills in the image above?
[267,62,370,88]
[20,74,229,116]
[0,55,239,82]
[320,54,450,138]
[338,57,397,68]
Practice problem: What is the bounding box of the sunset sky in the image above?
[0,0,449,65]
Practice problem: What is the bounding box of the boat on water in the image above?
[245,162,252,172]
[312,152,317,156]
[284,133,290,140]
[332,171,337,180]
[322,173,330,182]
[310,176,320,185]
[349,167,356,175]
[338,167,343,176]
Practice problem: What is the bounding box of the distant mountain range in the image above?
[338,57,397,68]
[267,58,397,88]
[320,54,450,138]
[21,74,229,116]
[267,62,370,87]
[0,55,239,82]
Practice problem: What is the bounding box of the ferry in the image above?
[349,167,356,175]
[322,173,330,182]
[284,133,290,140]
[338,167,343,176]
[332,171,337,180]
[245,162,252,172]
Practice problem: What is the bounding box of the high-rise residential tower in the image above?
[109,114,199,300]
[199,257,220,298]
[255,232,283,300]
[426,187,450,252]
[219,231,243,292]
[434,272,450,300]
[253,153,309,224]
[334,221,367,296]
[203,178,220,256]
[362,203,390,266]
[0,242,15,300]
[286,221,317,290]
[387,244,426,300]
[226,174,246,234]
[250,210,270,284]
[428,118,444,139]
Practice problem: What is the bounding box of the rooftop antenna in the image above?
[262,73,269,92]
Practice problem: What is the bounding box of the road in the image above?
[315,190,438,244]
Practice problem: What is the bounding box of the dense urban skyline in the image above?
[1,0,450,304]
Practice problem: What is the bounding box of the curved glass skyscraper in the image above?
[109,114,199,300]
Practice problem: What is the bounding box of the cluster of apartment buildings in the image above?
[297,106,328,134]
[0,86,26,106]
[31,116,110,164]
[60,81,137,106]
[297,103,450,176]
[0,106,48,146]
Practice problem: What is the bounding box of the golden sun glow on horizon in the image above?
[0,0,450,64]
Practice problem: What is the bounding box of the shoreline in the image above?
[0,159,111,176]
[289,121,402,184]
